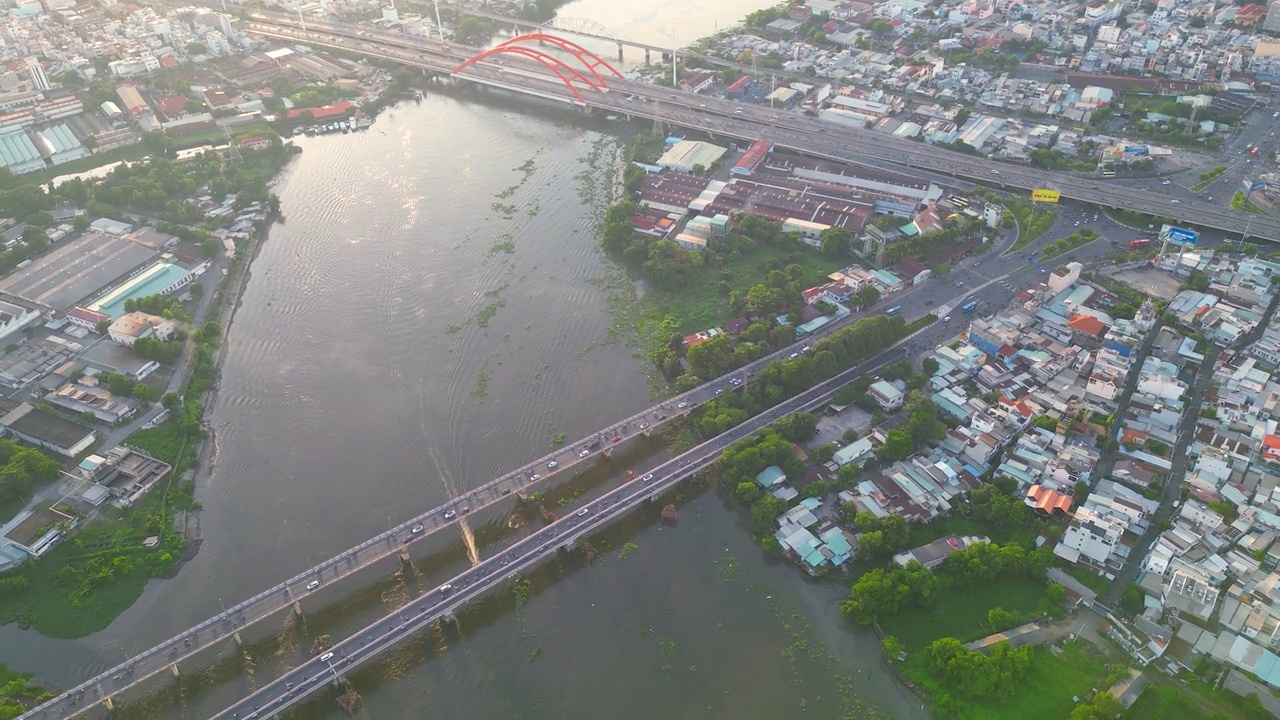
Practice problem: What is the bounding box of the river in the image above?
[0,2,927,718]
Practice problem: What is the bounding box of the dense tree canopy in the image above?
[0,439,60,504]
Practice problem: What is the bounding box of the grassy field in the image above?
[880,576,1051,650]
[22,144,152,186]
[903,639,1111,720]
[641,245,844,334]
[1124,682,1232,720]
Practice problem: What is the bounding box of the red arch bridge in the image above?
[453,33,624,103]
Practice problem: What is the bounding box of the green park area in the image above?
[642,241,843,334]
[902,639,1111,720]
[880,576,1055,651]
[1125,678,1273,720]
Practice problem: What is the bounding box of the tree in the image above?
[161,392,182,411]
[921,357,940,375]
[73,215,90,232]
[819,226,852,258]
[987,606,1015,631]
[734,481,762,505]
[882,635,905,660]
[774,412,818,442]
[1045,582,1066,605]
[878,428,914,461]
[856,284,881,307]
[95,319,110,335]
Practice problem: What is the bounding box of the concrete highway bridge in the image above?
[21,13,1274,720]
[19,229,880,720]
[243,15,1280,240]
[208,344,909,719]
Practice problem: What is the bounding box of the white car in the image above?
[943,316,952,322]
[578,449,590,458]
[547,461,558,469]
[530,473,541,481]
[444,510,456,519]
[576,508,590,517]
[306,580,321,590]
[677,401,688,409]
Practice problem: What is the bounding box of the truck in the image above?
[1129,238,1151,249]
[961,301,978,313]
[885,305,902,316]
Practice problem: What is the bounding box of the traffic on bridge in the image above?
[242,14,1280,241]
[209,344,911,720]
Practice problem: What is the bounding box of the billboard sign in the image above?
[1251,179,1268,192]
[1243,177,1255,194]
[1031,189,1061,203]
[1160,224,1199,246]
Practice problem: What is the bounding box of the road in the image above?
[1086,316,1165,494]
[240,15,1280,240]
[1098,290,1280,610]
[209,339,917,719]
[20,194,1134,719]
[22,198,1027,720]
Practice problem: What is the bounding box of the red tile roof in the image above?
[1067,314,1106,337]
[156,95,188,120]
[286,101,353,120]
[1026,485,1073,515]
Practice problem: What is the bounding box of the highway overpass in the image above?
[244,15,1280,240]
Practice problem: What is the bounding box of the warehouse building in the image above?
[87,258,206,319]
[0,401,95,457]
[656,140,728,173]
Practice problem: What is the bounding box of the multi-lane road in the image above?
[242,14,1280,240]
[210,342,915,719]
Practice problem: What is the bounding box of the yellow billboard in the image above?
[1032,189,1061,203]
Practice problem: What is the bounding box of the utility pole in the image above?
[670,28,678,88]
[433,0,445,41]
[298,7,306,33]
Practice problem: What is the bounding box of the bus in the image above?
[951,196,970,208]
[885,305,902,316]
[1101,168,1116,178]
[1129,238,1151,249]
[961,300,978,314]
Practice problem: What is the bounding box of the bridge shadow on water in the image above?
[110,440,711,719]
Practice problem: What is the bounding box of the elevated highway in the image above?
[18,202,880,720]
[209,343,909,720]
[245,17,1280,240]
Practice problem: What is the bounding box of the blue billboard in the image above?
[1161,224,1199,246]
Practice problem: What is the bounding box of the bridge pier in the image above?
[293,601,303,617]
[233,631,243,647]
[398,547,412,563]
[104,697,114,711]
[644,48,650,65]
[617,42,623,62]
[171,662,181,677]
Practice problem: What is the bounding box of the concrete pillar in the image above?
[617,43,623,62]
[170,664,181,677]
[645,48,650,64]
[105,697,115,711]
[293,601,303,616]
[398,548,411,563]
[233,631,243,647]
